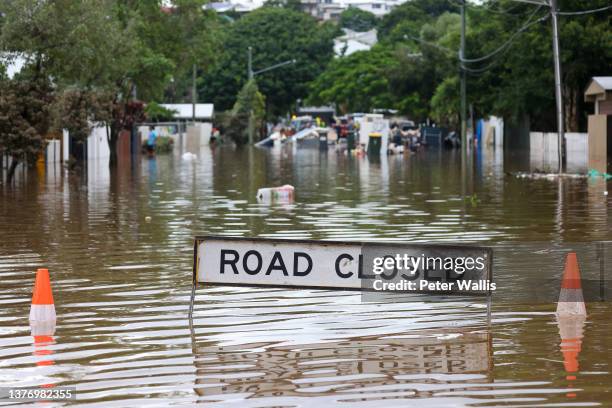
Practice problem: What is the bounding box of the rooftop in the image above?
[161,103,214,120]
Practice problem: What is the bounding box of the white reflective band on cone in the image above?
[29,304,57,322]
[557,299,587,316]
[30,319,57,336]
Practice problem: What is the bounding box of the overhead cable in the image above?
[460,7,547,64]
[557,5,612,16]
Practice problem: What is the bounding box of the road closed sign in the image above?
[192,236,493,296]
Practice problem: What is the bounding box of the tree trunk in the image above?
[564,86,579,132]
[6,156,19,184]
[108,124,118,167]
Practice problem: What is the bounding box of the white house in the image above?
[206,0,403,19]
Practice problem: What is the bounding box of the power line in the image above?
[402,34,457,55]
[448,0,530,17]
[558,5,612,16]
[460,7,547,64]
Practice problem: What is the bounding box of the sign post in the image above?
[189,236,493,323]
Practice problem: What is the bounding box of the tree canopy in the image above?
[201,6,337,117]
[339,8,378,32]
[0,0,217,171]
[308,0,611,130]
[0,0,609,166]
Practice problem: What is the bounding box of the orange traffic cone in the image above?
[29,268,56,322]
[556,253,587,316]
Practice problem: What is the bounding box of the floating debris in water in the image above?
[257,185,295,203]
[510,172,587,180]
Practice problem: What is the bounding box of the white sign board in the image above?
[193,237,492,293]
[196,238,362,289]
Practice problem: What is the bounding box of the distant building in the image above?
[334,28,378,57]
[205,0,402,20]
[205,0,265,13]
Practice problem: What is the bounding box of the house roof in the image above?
[591,77,612,90]
[585,77,612,102]
[160,104,214,119]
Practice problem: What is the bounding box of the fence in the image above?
[529,132,588,173]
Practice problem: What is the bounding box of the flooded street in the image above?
[1,146,611,407]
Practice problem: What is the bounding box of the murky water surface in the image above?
[1,146,611,407]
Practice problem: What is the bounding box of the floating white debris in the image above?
[512,172,587,180]
[256,185,295,203]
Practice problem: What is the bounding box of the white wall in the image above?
[62,125,110,162]
[87,126,110,160]
[185,123,212,153]
[62,130,69,162]
[565,132,588,174]
[45,140,61,163]
[530,132,559,172]
[529,132,588,173]
[489,116,504,148]
[481,116,504,148]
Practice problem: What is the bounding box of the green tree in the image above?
[202,6,337,117]
[1,0,217,166]
[308,11,459,121]
[462,0,610,131]
[225,79,266,145]
[0,0,121,175]
[145,102,178,122]
[377,0,453,43]
[148,0,220,102]
[0,73,53,182]
[339,8,378,32]
[431,76,460,126]
[307,46,397,114]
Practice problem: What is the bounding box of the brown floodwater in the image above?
[0,145,610,407]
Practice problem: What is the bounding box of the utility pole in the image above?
[247,47,253,144]
[246,46,296,144]
[460,0,467,160]
[248,46,253,80]
[550,0,564,174]
[459,0,469,202]
[507,0,564,173]
[247,47,254,144]
[192,64,197,123]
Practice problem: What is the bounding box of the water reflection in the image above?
[31,320,56,368]
[0,145,611,406]
[557,315,586,385]
[191,326,492,403]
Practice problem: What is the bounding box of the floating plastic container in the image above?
[256,184,295,202]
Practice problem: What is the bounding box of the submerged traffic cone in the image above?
[557,315,585,382]
[556,253,587,316]
[32,325,56,367]
[29,268,56,322]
